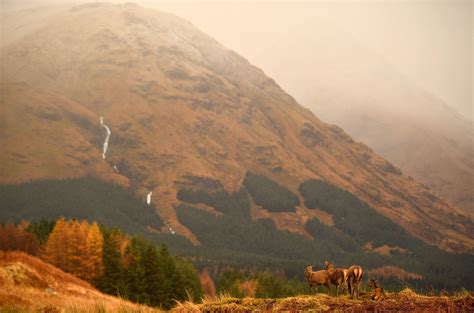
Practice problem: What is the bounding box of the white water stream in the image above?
[100,116,111,159]
[146,191,152,205]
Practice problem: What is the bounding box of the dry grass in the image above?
[0,251,161,312]
[172,289,474,312]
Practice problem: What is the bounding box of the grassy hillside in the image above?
[0,251,161,312]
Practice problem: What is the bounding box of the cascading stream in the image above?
[100,116,111,159]
[146,191,152,205]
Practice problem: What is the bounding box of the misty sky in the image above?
[2,0,473,119]
[149,1,473,120]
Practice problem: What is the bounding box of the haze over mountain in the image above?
[251,19,474,214]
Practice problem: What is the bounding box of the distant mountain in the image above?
[253,20,473,214]
[0,1,472,261]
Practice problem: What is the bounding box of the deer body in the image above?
[324,261,348,296]
[347,265,363,299]
[368,279,387,301]
[304,265,332,295]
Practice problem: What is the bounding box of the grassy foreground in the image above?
[0,251,161,313]
[1,251,472,312]
[173,290,473,312]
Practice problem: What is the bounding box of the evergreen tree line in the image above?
[1,218,202,310]
[98,227,202,309]
[217,268,307,298]
[176,176,474,291]
[2,176,473,292]
[0,177,164,235]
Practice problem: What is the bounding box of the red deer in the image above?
[324,261,348,296]
[304,265,332,296]
[368,278,387,301]
[346,264,363,299]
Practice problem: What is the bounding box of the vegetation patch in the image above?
[173,290,474,312]
[177,187,250,217]
[243,172,299,213]
[368,266,423,281]
[299,179,418,248]
[0,177,163,235]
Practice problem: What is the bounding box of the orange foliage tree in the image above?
[87,222,104,281]
[43,218,104,282]
[0,222,41,255]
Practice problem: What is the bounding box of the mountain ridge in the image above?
[0,3,472,253]
[252,19,473,214]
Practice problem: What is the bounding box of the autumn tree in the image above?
[0,222,40,255]
[43,218,68,269]
[41,219,202,309]
[43,218,104,282]
[87,222,104,282]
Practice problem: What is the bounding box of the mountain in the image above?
[253,20,474,214]
[0,1,473,264]
[0,251,160,312]
[313,92,474,214]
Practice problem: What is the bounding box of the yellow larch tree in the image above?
[43,218,67,270]
[87,221,104,282]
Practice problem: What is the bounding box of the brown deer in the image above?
[324,261,348,296]
[368,278,387,301]
[346,265,363,299]
[304,265,332,296]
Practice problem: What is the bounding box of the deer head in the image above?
[368,278,379,289]
[324,260,335,270]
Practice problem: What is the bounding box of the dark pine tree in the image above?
[98,228,125,295]
[141,242,164,307]
[123,237,148,304]
[26,219,56,246]
[175,256,203,302]
[156,244,186,309]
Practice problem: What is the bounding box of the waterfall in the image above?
[100,116,111,159]
[146,191,152,205]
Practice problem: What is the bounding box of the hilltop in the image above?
[0,251,161,312]
[173,291,474,312]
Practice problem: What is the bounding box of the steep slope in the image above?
[0,251,160,312]
[0,3,472,253]
[253,20,474,214]
[0,82,126,185]
[311,92,474,214]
